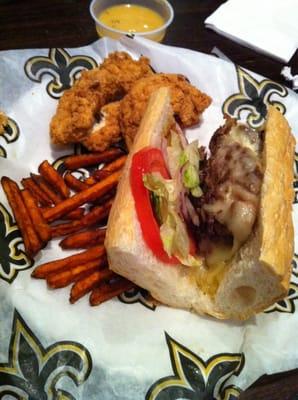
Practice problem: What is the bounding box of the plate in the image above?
[0,36,298,399]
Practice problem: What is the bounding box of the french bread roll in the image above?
[105,87,295,320]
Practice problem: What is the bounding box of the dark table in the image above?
[0,1,297,399]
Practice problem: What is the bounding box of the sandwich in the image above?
[105,87,295,320]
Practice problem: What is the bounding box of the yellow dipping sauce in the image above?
[97,4,166,41]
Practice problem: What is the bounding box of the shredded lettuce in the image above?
[143,172,186,258]
[143,172,177,203]
[179,151,188,167]
[142,131,203,267]
[181,140,200,165]
[159,217,175,256]
[179,253,203,267]
[179,140,202,198]
[183,163,199,189]
[150,191,171,226]
[190,186,203,198]
[167,130,184,177]
[143,171,202,267]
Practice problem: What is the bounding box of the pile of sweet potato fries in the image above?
[1,148,135,305]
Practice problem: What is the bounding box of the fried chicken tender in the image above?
[50,52,153,150]
[88,73,212,151]
[120,74,212,149]
[50,69,121,145]
[81,101,121,152]
[99,52,153,92]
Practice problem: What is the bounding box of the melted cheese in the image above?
[204,124,262,252]
[195,244,233,296]
[197,124,263,296]
[229,124,261,153]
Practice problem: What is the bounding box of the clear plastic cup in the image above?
[89,0,174,42]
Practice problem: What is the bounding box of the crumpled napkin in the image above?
[205,0,298,63]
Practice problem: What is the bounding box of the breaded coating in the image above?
[0,111,8,135]
[50,69,122,145]
[99,52,153,92]
[50,52,153,148]
[120,74,212,149]
[81,73,212,151]
[50,52,212,153]
[81,101,122,152]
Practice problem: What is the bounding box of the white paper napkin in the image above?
[205,0,298,63]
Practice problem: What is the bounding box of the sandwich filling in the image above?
[131,116,264,295]
[193,117,263,295]
[142,123,203,267]
[197,117,263,253]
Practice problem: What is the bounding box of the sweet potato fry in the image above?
[90,170,114,182]
[59,228,106,249]
[89,278,135,306]
[41,206,85,221]
[35,174,86,221]
[43,170,120,222]
[21,177,52,207]
[31,245,105,279]
[1,177,42,257]
[64,148,124,170]
[21,189,51,243]
[31,174,62,205]
[63,207,86,220]
[84,171,113,184]
[94,155,127,180]
[64,173,89,192]
[103,154,127,172]
[84,155,127,185]
[51,220,81,238]
[51,199,112,237]
[38,160,70,198]
[47,258,107,289]
[70,268,115,303]
[83,176,97,185]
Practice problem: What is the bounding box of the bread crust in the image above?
[105,88,216,316]
[105,90,295,320]
[260,106,295,278]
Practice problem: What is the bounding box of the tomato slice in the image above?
[130,147,179,265]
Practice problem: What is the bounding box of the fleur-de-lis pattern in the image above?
[0,117,20,158]
[264,282,298,314]
[292,253,298,277]
[118,287,156,310]
[0,309,92,399]
[223,66,288,128]
[24,48,97,99]
[146,333,244,400]
[0,203,33,283]
[220,386,242,400]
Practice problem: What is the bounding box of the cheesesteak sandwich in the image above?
[105,87,295,320]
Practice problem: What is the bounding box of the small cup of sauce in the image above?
[89,0,174,42]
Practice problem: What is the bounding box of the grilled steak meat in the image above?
[192,117,263,254]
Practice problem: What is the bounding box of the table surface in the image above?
[0,1,298,399]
